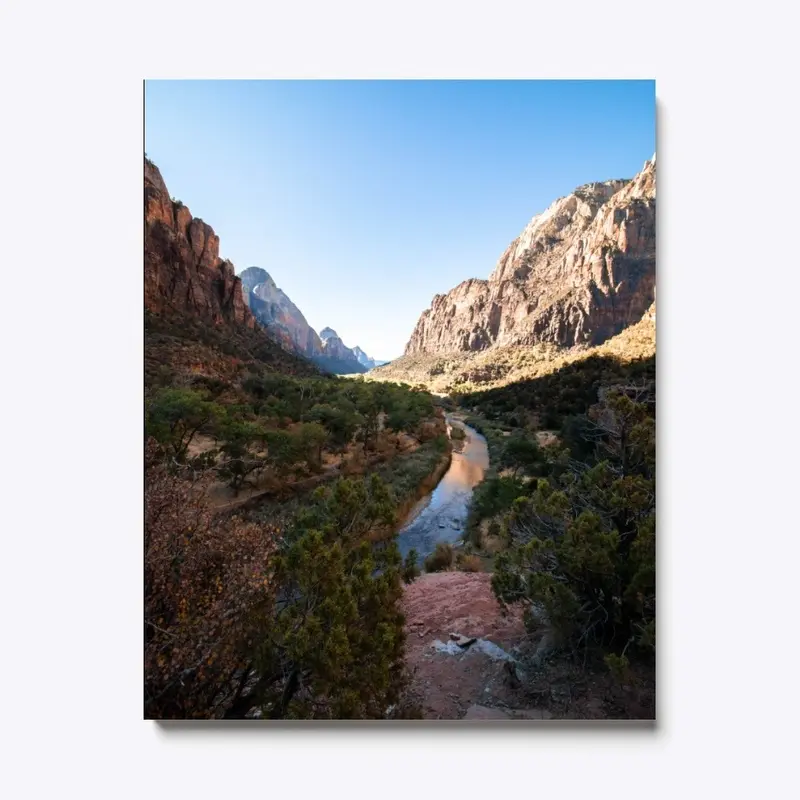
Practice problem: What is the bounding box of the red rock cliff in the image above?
[405,156,656,354]
[144,159,255,330]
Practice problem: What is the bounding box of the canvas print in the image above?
[144,80,656,720]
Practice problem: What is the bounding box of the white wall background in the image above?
[0,0,797,797]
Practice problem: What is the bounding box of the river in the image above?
[396,415,489,560]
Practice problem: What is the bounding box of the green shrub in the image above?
[501,433,543,476]
[217,418,265,493]
[248,475,407,719]
[466,475,528,546]
[604,653,632,683]
[402,549,421,584]
[492,391,655,656]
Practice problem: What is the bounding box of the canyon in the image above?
[145,157,382,377]
[144,150,655,721]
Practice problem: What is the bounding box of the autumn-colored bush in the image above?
[144,439,278,718]
[424,542,454,572]
[145,441,412,719]
[417,419,445,442]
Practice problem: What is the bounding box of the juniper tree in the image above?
[492,390,655,656]
[237,476,407,719]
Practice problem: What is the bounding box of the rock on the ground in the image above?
[402,572,530,720]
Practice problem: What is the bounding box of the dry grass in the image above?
[456,554,482,573]
[424,542,454,573]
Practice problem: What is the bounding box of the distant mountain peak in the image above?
[239,266,273,290]
[143,160,318,377]
[233,277,367,375]
[351,345,385,370]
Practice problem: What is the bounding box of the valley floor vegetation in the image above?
[144,307,655,719]
[456,352,656,716]
[144,322,447,719]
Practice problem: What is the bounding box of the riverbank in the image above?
[393,444,452,529]
[396,416,489,561]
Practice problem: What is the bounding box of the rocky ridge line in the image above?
[405,155,655,355]
[144,159,257,332]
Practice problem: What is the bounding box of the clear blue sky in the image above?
[145,80,655,360]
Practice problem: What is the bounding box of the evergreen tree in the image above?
[492,390,655,657]
[239,476,407,719]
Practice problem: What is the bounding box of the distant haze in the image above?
[144,80,655,359]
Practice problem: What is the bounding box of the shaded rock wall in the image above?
[144,159,254,330]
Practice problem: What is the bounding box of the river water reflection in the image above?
[396,415,489,561]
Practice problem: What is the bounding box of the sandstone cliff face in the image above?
[144,159,254,329]
[239,267,324,357]
[405,156,656,355]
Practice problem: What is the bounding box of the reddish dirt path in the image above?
[402,572,540,720]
